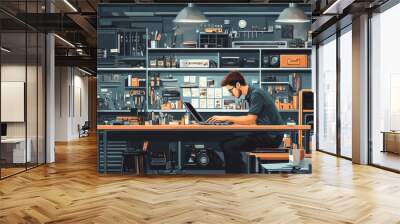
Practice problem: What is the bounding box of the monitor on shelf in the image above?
[1,123,7,138]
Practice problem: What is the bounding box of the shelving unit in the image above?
[298,89,314,150]
[261,82,291,85]
[148,47,312,51]
[260,68,311,72]
[98,110,131,113]
[146,68,311,72]
[148,109,248,113]
[125,86,146,89]
[98,45,311,119]
[147,109,298,113]
[97,3,313,174]
[97,68,146,71]
[148,68,260,72]
[97,5,313,124]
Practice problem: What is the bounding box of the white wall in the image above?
[1,65,26,138]
[55,67,69,141]
[72,73,89,138]
[55,67,89,141]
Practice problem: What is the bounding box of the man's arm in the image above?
[207,114,257,125]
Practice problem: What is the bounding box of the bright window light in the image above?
[63,0,78,12]
[54,34,75,48]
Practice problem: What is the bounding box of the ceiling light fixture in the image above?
[63,0,78,12]
[173,3,208,24]
[276,3,310,23]
[54,34,75,48]
[1,47,11,53]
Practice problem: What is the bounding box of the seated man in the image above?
[208,71,284,173]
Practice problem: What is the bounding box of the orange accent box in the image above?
[131,77,139,87]
[280,55,308,68]
[292,95,298,109]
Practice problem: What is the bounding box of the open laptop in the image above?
[183,102,233,125]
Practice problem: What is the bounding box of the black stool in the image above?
[121,149,145,175]
[121,141,149,175]
[247,147,289,173]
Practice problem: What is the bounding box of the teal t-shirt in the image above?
[245,86,284,126]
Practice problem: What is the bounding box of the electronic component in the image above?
[220,56,240,68]
[161,90,180,98]
[183,144,224,169]
[281,24,294,39]
[179,59,210,68]
[199,33,229,48]
[262,56,270,67]
[149,152,167,166]
[149,59,157,67]
[204,27,223,33]
[232,41,287,48]
[288,39,305,48]
[238,19,247,29]
[262,55,280,68]
[301,91,314,110]
[241,57,258,68]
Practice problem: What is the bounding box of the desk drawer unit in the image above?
[98,140,128,173]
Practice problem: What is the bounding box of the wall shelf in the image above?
[98,110,132,113]
[280,110,298,113]
[148,68,260,72]
[260,68,311,72]
[261,82,291,85]
[125,86,146,89]
[148,109,249,113]
[98,68,146,71]
[147,68,311,72]
[148,48,312,51]
[148,109,298,113]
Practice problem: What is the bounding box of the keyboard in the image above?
[199,121,233,125]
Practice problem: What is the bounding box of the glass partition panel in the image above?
[317,35,337,154]
[1,31,27,177]
[27,30,38,169]
[371,4,400,171]
[0,0,46,178]
[38,32,45,165]
[339,27,352,158]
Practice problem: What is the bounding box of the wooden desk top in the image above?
[97,124,311,132]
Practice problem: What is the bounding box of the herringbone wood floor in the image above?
[1,136,400,224]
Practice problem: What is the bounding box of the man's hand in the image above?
[207,115,257,125]
[207,116,227,123]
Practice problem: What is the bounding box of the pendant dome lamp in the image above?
[173,3,208,24]
[276,3,310,23]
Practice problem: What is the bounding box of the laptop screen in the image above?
[183,102,205,123]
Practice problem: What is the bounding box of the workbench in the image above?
[97,124,311,174]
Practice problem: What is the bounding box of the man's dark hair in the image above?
[221,71,247,87]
